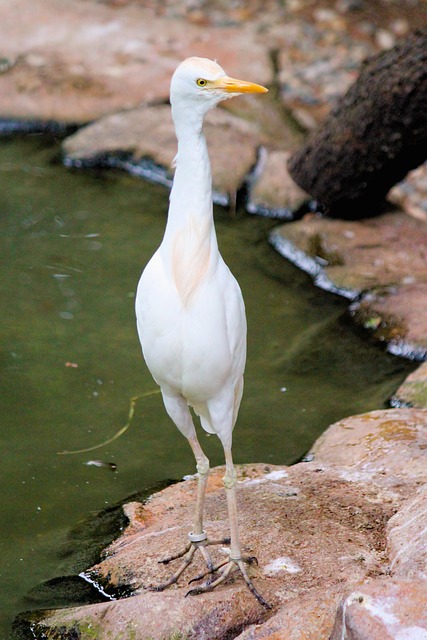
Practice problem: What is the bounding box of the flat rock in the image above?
[387,487,427,579]
[310,408,427,488]
[26,460,397,638]
[350,284,427,360]
[62,105,266,198]
[270,211,427,355]
[247,149,309,217]
[23,407,427,639]
[392,362,427,409]
[0,0,272,123]
[270,211,427,295]
[234,586,344,639]
[330,578,427,640]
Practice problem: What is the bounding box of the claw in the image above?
[149,536,271,609]
[187,560,228,585]
[186,557,272,609]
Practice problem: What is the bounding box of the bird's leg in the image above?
[187,447,271,609]
[188,436,210,539]
[148,434,227,591]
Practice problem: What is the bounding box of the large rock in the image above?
[387,488,427,579]
[62,105,267,201]
[270,211,427,356]
[310,408,427,487]
[329,578,427,640]
[392,362,427,409]
[0,0,272,123]
[19,408,427,639]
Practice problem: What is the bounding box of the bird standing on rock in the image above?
[135,57,269,607]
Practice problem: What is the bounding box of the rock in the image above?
[310,408,427,488]
[392,362,427,409]
[270,211,427,354]
[387,488,427,579]
[350,284,427,360]
[287,30,427,218]
[234,586,344,639]
[0,0,271,123]
[63,105,266,200]
[17,461,394,637]
[271,211,427,295]
[330,578,427,640]
[375,28,396,50]
[29,588,269,640]
[19,406,427,638]
[247,149,309,218]
[388,162,427,222]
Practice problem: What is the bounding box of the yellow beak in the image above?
[213,76,268,94]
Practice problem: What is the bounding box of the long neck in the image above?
[160,104,219,303]
[166,106,213,236]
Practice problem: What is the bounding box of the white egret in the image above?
[135,57,269,606]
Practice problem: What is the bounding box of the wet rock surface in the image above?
[20,408,427,639]
[270,211,427,359]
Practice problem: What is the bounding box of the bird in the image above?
[135,57,269,607]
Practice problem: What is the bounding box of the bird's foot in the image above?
[147,531,230,592]
[186,555,272,610]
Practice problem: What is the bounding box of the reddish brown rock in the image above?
[25,403,427,639]
[235,587,343,639]
[387,488,427,579]
[0,0,272,123]
[392,362,427,409]
[310,408,427,488]
[271,211,427,294]
[248,150,309,217]
[330,578,427,640]
[31,588,269,640]
[22,461,389,638]
[63,105,266,199]
[350,284,427,360]
[270,212,427,354]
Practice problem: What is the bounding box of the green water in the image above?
[0,135,414,635]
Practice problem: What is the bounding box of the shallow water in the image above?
[0,135,414,634]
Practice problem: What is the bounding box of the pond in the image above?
[0,134,414,635]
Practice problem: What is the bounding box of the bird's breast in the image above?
[135,250,246,402]
[170,215,214,306]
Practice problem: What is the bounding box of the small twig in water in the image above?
[57,389,160,455]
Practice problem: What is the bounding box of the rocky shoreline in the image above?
[3,0,426,637]
[16,408,427,639]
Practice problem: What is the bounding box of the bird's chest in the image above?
[136,252,235,396]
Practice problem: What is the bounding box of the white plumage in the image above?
[135,57,269,606]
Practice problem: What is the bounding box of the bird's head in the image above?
[170,57,268,116]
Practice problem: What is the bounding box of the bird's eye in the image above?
[196,78,208,87]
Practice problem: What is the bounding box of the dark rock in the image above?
[288,29,427,218]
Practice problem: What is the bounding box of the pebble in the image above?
[375,28,396,50]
